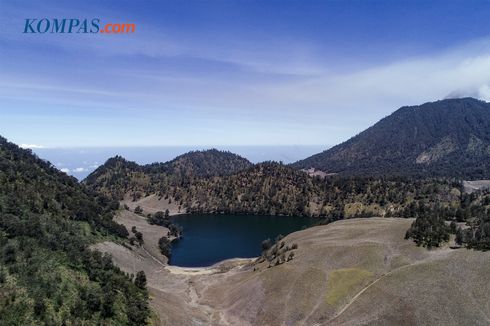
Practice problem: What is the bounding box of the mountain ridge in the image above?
[0,136,150,324]
[293,97,490,178]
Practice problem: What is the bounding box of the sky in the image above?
[2,0,490,148]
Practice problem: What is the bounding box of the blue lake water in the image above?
[169,214,315,267]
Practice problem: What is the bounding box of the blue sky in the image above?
[2,0,490,148]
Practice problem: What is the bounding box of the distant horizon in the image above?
[12,95,488,149]
[29,144,331,180]
[20,144,331,150]
[3,1,490,148]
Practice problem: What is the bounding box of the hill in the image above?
[293,98,490,178]
[85,153,468,220]
[95,217,490,325]
[0,136,150,325]
[145,149,253,178]
[84,149,252,200]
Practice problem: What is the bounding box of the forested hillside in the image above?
[86,155,465,219]
[85,150,490,251]
[84,149,252,200]
[293,98,490,179]
[172,163,462,219]
[405,188,490,249]
[146,149,252,178]
[0,137,149,325]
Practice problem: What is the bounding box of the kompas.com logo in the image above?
[23,18,136,34]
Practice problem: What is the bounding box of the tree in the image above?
[2,244,16,264]
[455,227,464,246]
[158,237,172,258]
[405,213,450,248]
[134,271,147,289]
[449,221,457,234]
[134,206,143,214]
[0,137,150,325]
[135,231,143,245]
[261,239,272,252]
[169,224,182,238]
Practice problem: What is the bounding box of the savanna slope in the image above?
[293,98,490,179]
[97,217,490,326]
[0,137,150,325]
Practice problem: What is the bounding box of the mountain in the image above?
[146,149,253,178]
[0,136,149,325]
[85,149,467,220]
[293,98,490,178]
[84,149,252,199]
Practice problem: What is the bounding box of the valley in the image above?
[95,204,490,325]
[2,98,490,325]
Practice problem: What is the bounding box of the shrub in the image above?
[134,206,143,214]
[158,237,172,258]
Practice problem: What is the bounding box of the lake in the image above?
[170,214,315,267]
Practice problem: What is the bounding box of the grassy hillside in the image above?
[293,98,490,179]
[0,137,149,325]
[95,218,490,325]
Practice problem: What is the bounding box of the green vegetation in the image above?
[404,212,450,248]
[0,137,149,325]
[293,98,490,179]
[83,104,490,252]
[134,271,147,289]
[148,210,170,226]
[158,237,172,258]
[86,157,464,220]
[130,226,144,245]
[258,234,298,267]
[405,189,490,248]
[83,149,252,200]
[456,196,490,250]
[325,268,373,305]
[134,206,143,215]
[147,210,182,238]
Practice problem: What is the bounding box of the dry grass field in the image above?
[94,213,490,325]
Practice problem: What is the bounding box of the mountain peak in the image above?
[293,98,490,178]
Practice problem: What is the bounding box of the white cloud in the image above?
[20,143,45,149]
[255,38,490,119]
[477,84,490,100]
[73,167,87,173]
[60,168,70,173]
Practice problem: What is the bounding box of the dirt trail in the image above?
[328,248,454,324]
[95,213,490,326]
[328,263,414,323]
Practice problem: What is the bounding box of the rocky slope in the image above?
[293,98,490,179]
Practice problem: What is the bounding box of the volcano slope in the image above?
[95,215,490,326]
